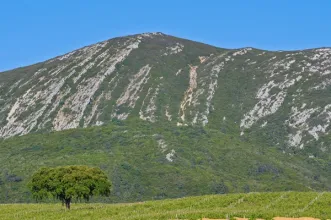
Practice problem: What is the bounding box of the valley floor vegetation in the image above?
[2,121,331,203]
[0,192,330,220]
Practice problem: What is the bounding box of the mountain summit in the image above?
[1,32,331,150]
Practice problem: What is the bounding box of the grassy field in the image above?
[0,192,330,220]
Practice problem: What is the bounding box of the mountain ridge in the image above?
[3,32,331,74]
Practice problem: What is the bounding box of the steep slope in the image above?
[0,32,221,137]
[1,33,331,151]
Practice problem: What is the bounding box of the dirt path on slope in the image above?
[273,217,320,220]
[200,217,320,220]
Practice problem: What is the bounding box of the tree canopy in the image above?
[29,165,111,209]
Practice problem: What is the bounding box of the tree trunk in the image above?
[65,198,71,210]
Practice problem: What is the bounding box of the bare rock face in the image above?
[1,33,331,149]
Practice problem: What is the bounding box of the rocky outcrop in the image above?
[1,33,331,149]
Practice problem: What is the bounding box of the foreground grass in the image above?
[0,192,330,220]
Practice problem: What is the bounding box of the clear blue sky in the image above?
[1,0,331,71]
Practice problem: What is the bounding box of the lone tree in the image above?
[29,165,111,209]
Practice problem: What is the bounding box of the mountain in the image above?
[1,32,331,149]
[1,32,331,202]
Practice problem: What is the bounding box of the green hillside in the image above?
[1,33,331,203]
[1,120,331,203]
[0,192,330,219]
